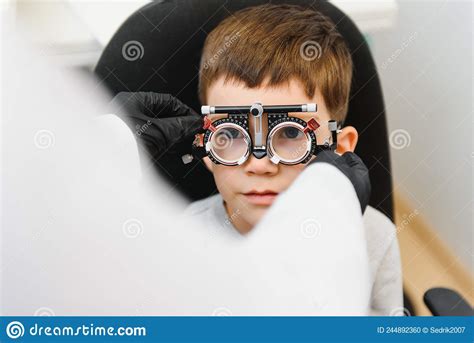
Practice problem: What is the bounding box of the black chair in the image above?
[95,0,473,316]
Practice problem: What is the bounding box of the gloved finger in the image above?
[313,149,340,164]
[156,116,205,145]
[135,115,203,156]
[339,152,364,168]
[110,92,199,119]
[145,92,199,119]
[339,152,372,214]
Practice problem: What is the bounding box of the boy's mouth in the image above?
[242,190,279,206]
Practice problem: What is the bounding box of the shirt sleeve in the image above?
[369,236,404,316]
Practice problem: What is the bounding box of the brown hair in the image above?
[198,4,353,123]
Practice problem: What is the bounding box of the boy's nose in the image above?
[243,154,279,175]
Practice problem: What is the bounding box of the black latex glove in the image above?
[309,150,372,214]
[109,92,204,158]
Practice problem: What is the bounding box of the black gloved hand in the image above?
[309,150,371,214]
[109,92,204,158]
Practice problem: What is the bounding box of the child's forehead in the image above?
[207,76,322,105]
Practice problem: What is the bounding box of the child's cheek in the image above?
[282,164,306,183]
[213,165,241,196]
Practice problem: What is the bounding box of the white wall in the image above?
[370,0,472,270]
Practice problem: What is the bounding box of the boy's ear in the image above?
[336,126,358,153]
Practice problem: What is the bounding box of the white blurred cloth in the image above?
[185,163,372,315]
[1,26,373,316]
[186,167,403,315]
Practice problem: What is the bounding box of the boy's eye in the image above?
[281,127,303,139]
[216,127,243,139]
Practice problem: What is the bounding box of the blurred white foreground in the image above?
[1,22,370,316]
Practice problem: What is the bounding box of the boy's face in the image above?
[204,76,357,234]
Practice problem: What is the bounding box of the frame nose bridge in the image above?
[248,111,269,159]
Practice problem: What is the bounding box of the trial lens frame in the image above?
[182,102,339,166]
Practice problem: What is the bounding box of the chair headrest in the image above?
[95,0,394,221]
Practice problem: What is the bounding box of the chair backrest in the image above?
[95,0,394,221]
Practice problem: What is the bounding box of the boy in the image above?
[185,4,403,315]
